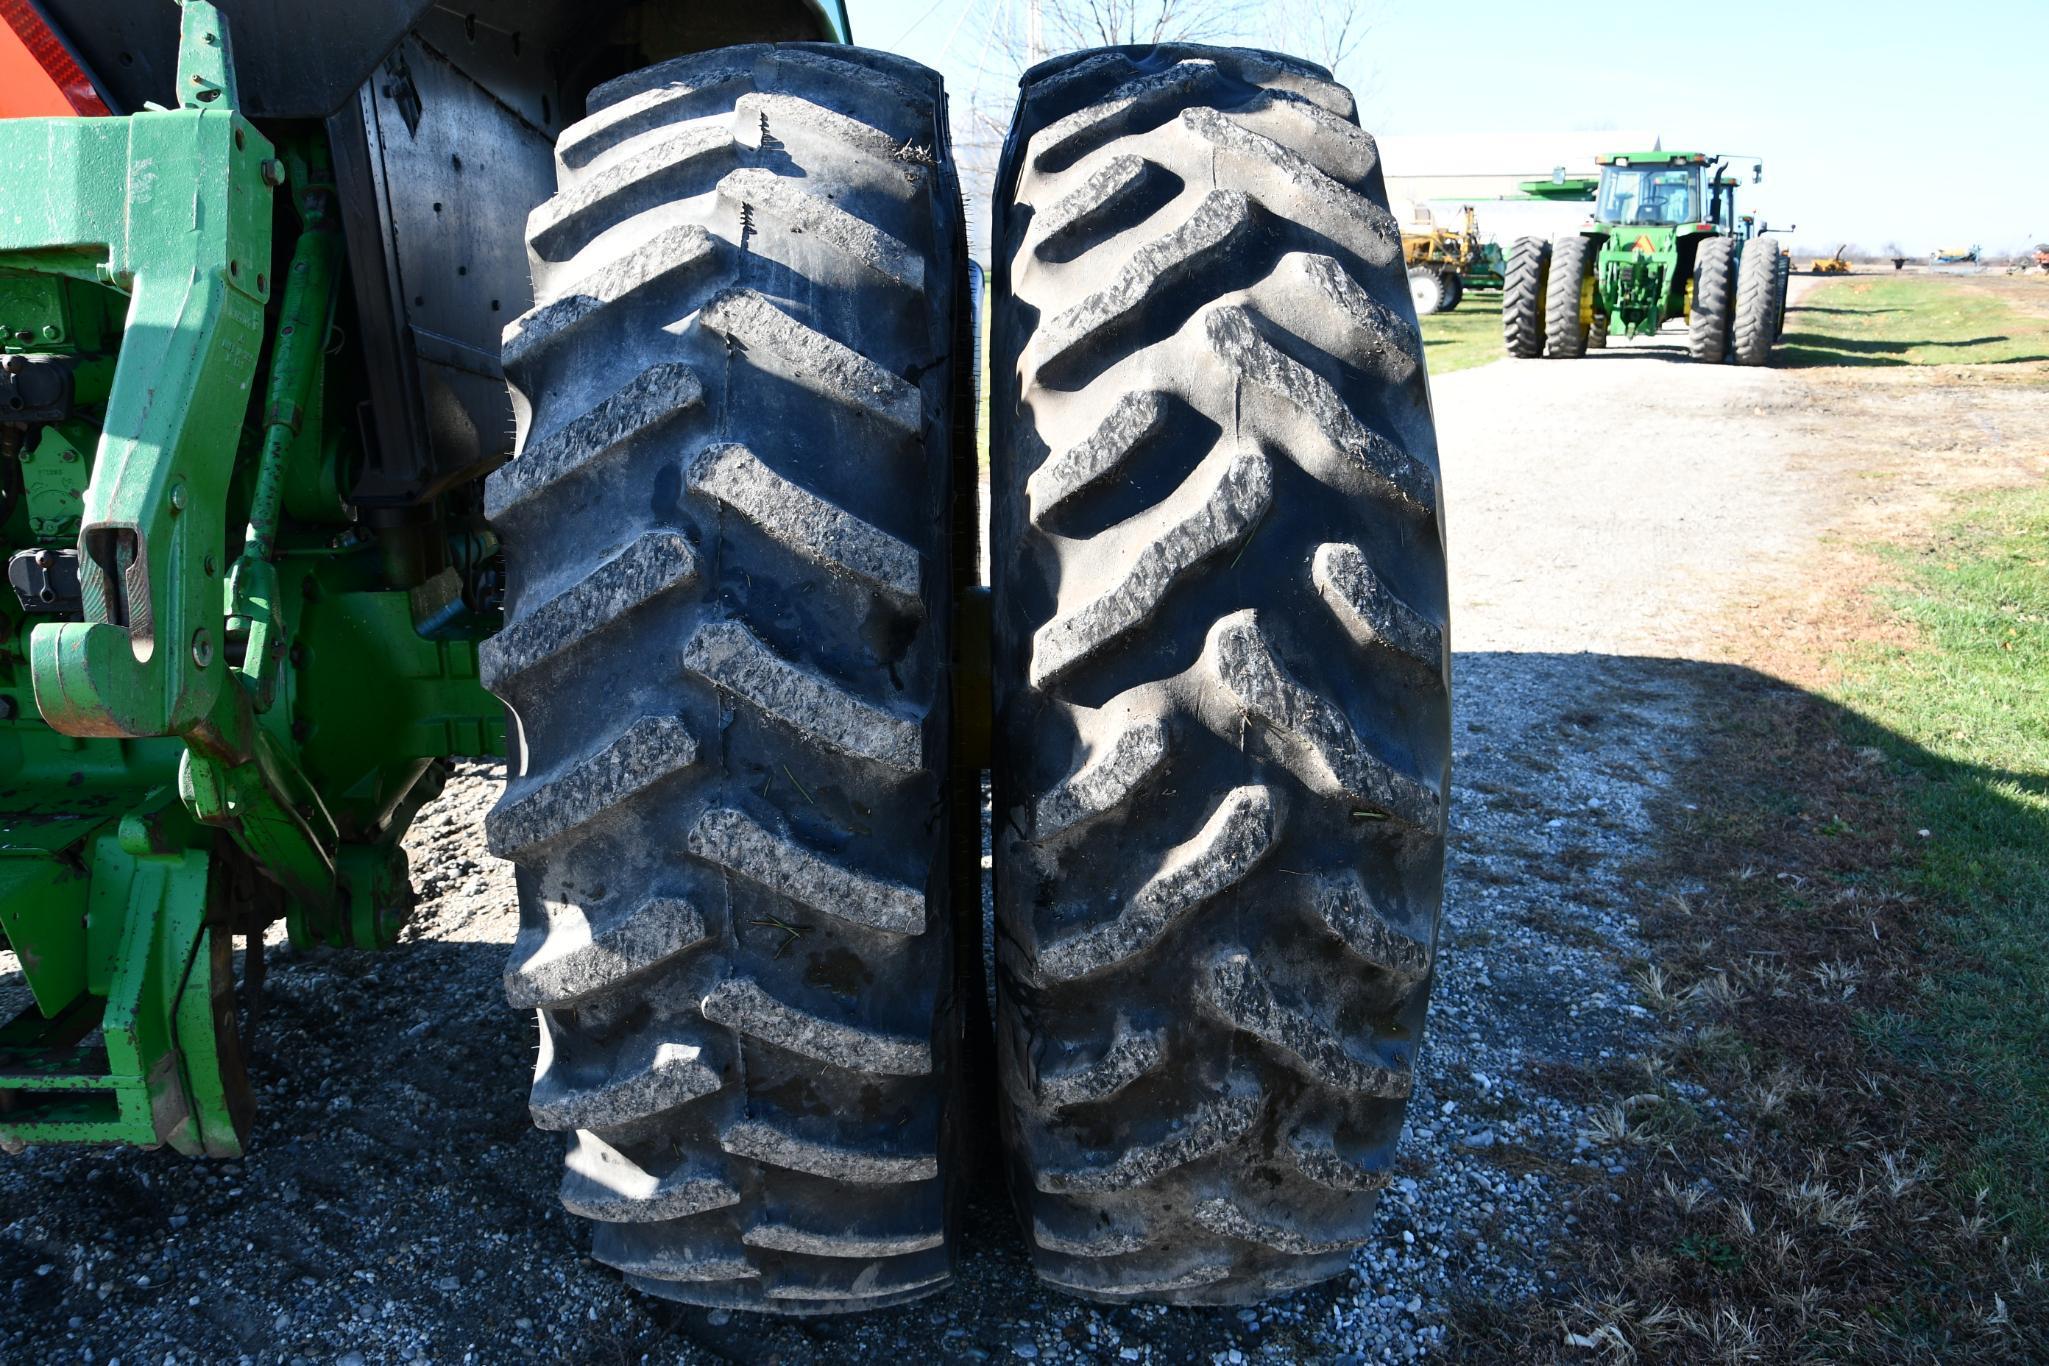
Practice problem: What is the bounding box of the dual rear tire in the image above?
[1731,237,1782,366]
[1544,234,1595,358]
[1501,235,1549,357]
[1688,236,1738,362]
[485,43,973,1315]
[993,44,1448,1305]
[487,41,1447,1313]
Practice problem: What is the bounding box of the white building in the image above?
[1377,130,1662,245]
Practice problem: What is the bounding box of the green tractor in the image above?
[1502,151,1788,365]
[0,2,1449,1317]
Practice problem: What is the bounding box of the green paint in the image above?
[0,1,501,1156]
[1559,151,1749,339]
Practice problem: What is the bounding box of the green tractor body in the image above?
[0,0,846,1156]
[1587,151,1718,338]
[1501,150,1787,364]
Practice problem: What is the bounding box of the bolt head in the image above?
[190,629,213,669]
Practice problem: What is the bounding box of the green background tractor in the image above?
[1501,151,1787,365]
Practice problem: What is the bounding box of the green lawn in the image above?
[1783,276,2049,367]
[1418,289,1503,376]
[1834,486,2049,1246]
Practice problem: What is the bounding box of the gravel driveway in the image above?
[6,308,2033,1364]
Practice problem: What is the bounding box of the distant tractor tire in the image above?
[1441,273,1465,311]
[1502,235,1550,357]
[1544,234,1594,358]
[483,45,972,1313]
[1588,312,1609,350]
[1773,252,1792,342]
[1688,236,1736,363]
[1732,237,1781,366]
[992,45,1449,1306]
[1408,266,1450,316]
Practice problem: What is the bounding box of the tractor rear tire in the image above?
[483,44,972,1313]
[1544,234,1593,358]
[1773,252,1792,342]
[1407,267,1448,316]
[1688,236,1736,363]
[1502,236,1549,357]
[1732,237,1780,366]
[991,44,1449,1305]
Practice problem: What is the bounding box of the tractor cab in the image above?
[1712,177,1744,234]
[1594,152,1711,226]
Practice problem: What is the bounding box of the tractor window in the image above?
[1596,165,1705,226]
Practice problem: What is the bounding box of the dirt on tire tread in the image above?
[990,42,1450,1306]
[483,42,969,1314]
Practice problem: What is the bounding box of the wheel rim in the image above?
[1409,270,1440,314]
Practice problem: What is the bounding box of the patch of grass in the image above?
[1781,276,2049,368]
[1419,289,1503,375]
[1453,672,2047,1360]
[1834,486,2049,1246]
[1449,486,2049,1359]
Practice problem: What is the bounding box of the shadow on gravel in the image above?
[6,653,2033,1364]
[1448,654,2049,1360]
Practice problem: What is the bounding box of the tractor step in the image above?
[0,994,156,1148]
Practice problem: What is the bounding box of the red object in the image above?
[0,0,109,117]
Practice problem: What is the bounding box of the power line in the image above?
[889,0,952,48]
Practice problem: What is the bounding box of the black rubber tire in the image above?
[1688,236,1736,363]
[1732,237,1780,366]
[990,45,1449,1306]
[1588,311,1609,349]
[1502,235,1549,357]
[481,44,971,1314]
[1440,273,1464,311]
[1406,266,1447,317]
[1773,252,1792,342]
[1544,234,1594,358]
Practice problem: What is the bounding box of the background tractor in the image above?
[1810,243,1853,274]
[1403,204,1506,315]
[1501,150,1787,366]
[0,3,1448,1317]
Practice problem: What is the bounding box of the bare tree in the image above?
[1272,0,1371,74]
[1031,0,1251,52]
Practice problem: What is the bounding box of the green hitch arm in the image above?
[19,0,273,740]
[228,145,340,713]
[245,148,338,564]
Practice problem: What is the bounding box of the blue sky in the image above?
[853,0,2045,257]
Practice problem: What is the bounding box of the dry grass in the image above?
[1449,620,2049,1361]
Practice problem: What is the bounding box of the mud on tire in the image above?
[482,44,971,1313]
[990,44,1450,1305]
